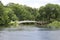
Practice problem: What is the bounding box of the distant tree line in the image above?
[0,1,60,25]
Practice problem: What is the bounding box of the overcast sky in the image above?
[1,0,60,8]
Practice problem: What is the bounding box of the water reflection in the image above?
[0,25,60,40]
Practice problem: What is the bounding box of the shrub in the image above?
[48,21,60,29]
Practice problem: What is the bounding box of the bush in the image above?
[48,21,60,29]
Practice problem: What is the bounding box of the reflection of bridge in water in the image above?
[15,20,48,25]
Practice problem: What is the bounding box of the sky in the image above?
[0,0,60,8]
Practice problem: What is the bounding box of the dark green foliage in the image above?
[0,2,18,25]
[38,3,60,22]
[0,1,60,25]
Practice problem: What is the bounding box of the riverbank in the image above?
[48,21,60,29]
[0,20,60,30]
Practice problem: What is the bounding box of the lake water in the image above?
[0,25,60,40]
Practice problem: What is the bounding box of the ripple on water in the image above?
[0,25,60,40]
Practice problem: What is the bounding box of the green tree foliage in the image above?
[0,1,60,25]
[0,2,18,25]
[38,4,60,22]
[24,6,39,20]
[7,3,38,20]
[0,1,5,25]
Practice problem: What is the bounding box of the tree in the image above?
[7,3,36,20]
[0,1,18,25]
[0,1,4,25]
[39,3,60,22]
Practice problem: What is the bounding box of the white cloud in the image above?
[1,0,60,8]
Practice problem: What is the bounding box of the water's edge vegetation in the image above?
[48,21,60,29]
[0,1,60,29]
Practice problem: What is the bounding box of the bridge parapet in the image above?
[11,21,48,25]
